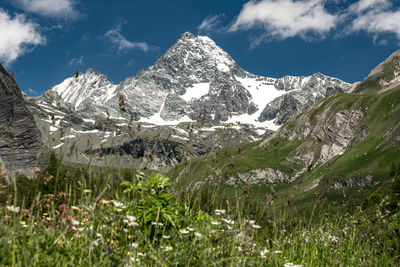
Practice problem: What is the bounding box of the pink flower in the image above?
[59,204,66,211]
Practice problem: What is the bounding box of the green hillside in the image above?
[169,86,400,217]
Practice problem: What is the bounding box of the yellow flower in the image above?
[57,240,64,245]
[82,218,89,223]
[43,213,48,216]
[127,251,131,255]
[19,221,26,225]
[116,208,123,212]
[128,235,132,239]
[46,217,52,221]
[110,200,117,203]
[100,199,109,204]
[84,189,91,193]
[71,206,80,211]
[4,215,10,219]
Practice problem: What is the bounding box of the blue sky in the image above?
[1,0,400,96]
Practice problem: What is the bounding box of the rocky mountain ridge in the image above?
[170,49,400,201]
[27,32,350,170]
[45,32,350,128]
[0,64,45,181]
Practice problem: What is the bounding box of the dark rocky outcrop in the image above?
[0,64,45,181]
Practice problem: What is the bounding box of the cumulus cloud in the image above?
[104,25,153,53]
[13,0,79,19]
[346,0,400,40]
[0,9,45,66]
[228,0,400,46]
[230,0,337,40]
[197,14,224,33]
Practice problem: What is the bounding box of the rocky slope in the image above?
[28,32,349,170]
[0,64,45,181]
[169,49,400,211]
[40,32,349,128]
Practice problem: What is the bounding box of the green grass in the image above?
[0,155,399,266]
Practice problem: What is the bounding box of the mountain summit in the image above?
[48,32,350,130]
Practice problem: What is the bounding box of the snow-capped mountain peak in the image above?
[52,69,117,111]
[45,32,350,130]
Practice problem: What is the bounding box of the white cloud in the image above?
[230,0,337,40]
[0,9,45,66]
[347,0,390,14]
[346,0,400,40]
[104,25,152,52]
[14,0,79,19]
[68,55,83,66]
[197,15,223,33]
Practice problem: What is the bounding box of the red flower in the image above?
[59,204,66,211]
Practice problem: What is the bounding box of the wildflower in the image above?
[151,222,163,226]
[260,249,269,258]
[100,199,109,204]
[46,217,52,221]
[163,246,173,251]
[273,250,282,254]
[71,206,80,211]
[187,227,195,231]
[179,229,189,234]
[59,204,66,211]
[284,263,302,267]
[127,215,136,222]
[211,221,220,225]
[6,205,20,213]
[19,221,26,226]
[96,233,102,238]
[113,202,126,208]
[71,220,80,226]
[194,232,202,238]
[138,252,146,257]
[132,242,139,249]
[84,189,91,193]
[246,220,255,225]
[162,235,170,239]
[251,224,261,229]
[214,209,226,215]
[130,257,139,262]
[221,218,234,225]
[125,215,139,227]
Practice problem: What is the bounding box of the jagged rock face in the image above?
[41,32,350,130]
[0,64,45,180]
[26,32,350,171]
[259,73,350,124]
[352,49,400,93]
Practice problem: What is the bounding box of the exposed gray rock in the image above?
[260,73,350,125]
[0,64,45,180]
[331,174,373,190]
[41,33,349,129]
[237,168,290,184]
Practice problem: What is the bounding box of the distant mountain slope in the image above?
[351,50,400,93]
[169,49,400,213]
[27,32,349,170]
[0,64,45,181]
[43,32,349,129]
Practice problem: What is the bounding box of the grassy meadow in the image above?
[0,151,399,266]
